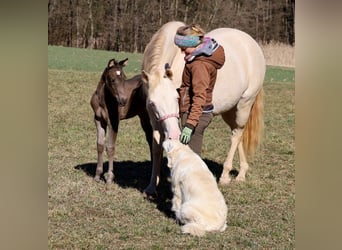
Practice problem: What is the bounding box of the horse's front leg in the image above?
[94,118,106,182]
[143,130,163,198]
[106,122,118,186]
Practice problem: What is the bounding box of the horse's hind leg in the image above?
[94,118,106,182]
[236,139,248,182]
[220,129,249,184]
[220,99,256,184]
[219,127,244,185]
[219,105,250,185]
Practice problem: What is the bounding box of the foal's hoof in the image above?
[105,174,114,185]
[94,176,101,182]
[105,182,112,191]
[106,179,113,186]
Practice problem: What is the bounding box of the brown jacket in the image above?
[179,45,225,128]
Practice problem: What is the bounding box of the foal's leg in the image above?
[94,118,106,182]
[138,112,153,161]
[105,123,117,185]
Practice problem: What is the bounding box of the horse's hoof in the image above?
[235,175,246,182]
[219,177,231,185]
[142,190,158,201]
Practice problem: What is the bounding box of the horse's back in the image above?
[207,28,265,113]
[210,28,265,72]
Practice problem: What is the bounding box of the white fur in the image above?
[163,139,228,236]
[142,21,265,197]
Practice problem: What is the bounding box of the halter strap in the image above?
[157,113,179,122]
[148,101,179,122]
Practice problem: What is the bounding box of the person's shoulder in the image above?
[188,59,210,68]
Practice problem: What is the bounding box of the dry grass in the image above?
[48,68,294,249]
[260,41,295,68]
[48,46,294,249]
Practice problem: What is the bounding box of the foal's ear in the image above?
[108,59,116,68]
[119,58,128,67]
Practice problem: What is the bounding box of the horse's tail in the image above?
[242,88,264,158]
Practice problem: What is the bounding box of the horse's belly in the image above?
[212,86,244,114]
[212,68,248,114]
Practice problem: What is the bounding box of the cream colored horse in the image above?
[142,21,265,197]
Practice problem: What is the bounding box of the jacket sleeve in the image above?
[186,62,210,128]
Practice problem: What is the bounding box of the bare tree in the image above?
[87,0,95,49]
[206,0,222,30]
[48,0,295,51]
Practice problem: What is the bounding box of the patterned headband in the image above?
[174,34,201,48]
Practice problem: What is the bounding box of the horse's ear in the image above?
[108,59,115,68]
[141,70,149,85]
[119,58,128,67]
[164,63,173,79]
[164,68,173,80]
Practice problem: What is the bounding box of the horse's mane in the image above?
[142,37,164,79]
[142,21,184,78]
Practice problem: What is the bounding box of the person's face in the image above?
[180,46,196,56]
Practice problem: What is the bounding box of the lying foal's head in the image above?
[103,58,129,106]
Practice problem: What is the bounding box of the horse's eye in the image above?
[149,102,155,108]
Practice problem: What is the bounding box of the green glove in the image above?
[180,127,193,144]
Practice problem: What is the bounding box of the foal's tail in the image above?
[242,88,264,158]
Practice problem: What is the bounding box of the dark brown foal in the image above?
[90,58,152,186]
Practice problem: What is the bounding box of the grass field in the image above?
[48,46,295,249]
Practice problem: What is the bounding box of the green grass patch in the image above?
[265,65,295,83]
[48,45,295,82]
[48,46,142,77]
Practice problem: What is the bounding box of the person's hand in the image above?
[180,127,193,144]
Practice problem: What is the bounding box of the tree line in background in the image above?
[48,0,294,53]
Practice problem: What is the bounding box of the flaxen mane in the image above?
[142,21,184,91]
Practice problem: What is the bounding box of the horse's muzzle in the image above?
[167,129,181,140]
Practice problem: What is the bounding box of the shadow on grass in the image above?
[204,159,240,181]
[74,159,173,218]
[75,160,152,191]
[75,158,230,218]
